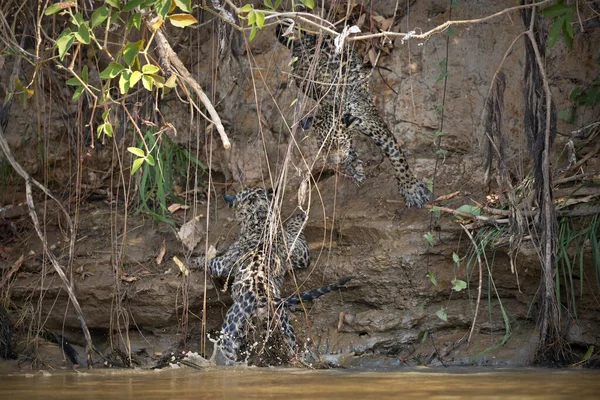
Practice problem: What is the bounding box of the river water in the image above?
[0,367,598,399]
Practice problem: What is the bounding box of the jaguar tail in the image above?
[281,277,352,306]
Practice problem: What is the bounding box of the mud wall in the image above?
[1,0,599,367]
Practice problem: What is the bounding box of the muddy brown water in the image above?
[0,367,598,399]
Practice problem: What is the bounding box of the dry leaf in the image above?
[120,274,138,282]
[0,253,24,287]
[206,245,217,261]
[337,311,346,331]
[156,240,166,265]
[173,256,189,276]
[435,191,460,202]
[177,218,204,251]
[168,203,189,213]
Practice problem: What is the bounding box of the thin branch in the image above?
[0,124,95,368]
[149,23,231,149]
[459,224,482,346]
[348,0,553,42]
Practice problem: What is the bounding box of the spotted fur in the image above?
[277,24,431,208]
[195,187,349,365]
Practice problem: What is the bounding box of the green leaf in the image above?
[130,70,143,87]
[424,231,434,247]
[430,206,441,218]
[264,0,273,9]
[97,123,106,137]
[275,0,282,8]
[122,0,145,12]
[557,108,574,123]
[91,6,109,27]
[425,272,437,286]
[248,10,256,26]
[72,86,84,101]
[99,62,125,79]
[569,87,583,100]
[119,70,131,94]
[145,154,155,166]
[106,0,121,8]
[547,15,566,49]
[142,64,160,74]
[156,0,172,18]
[240,4,253,13]
[541,4,571,18]
[446,26,456,37]
[255,11,265,29]
[142,74,154,91]
[452,252,460,265]
[131,157,145,175]
[72,12,85,27]
[129,13,142,30]
[104,122,113,137]
[123,42,139,66]
[66,77,81,86]
[249,24,257,41]
[581,345,595,361]
[165,75,177,88]
[74,24,90,44]
[302,0,315,9]
[456,204,481,217]
[174,0,191,12]
[451,278,467,292]
[450,0,459,8]
[128,147,146,157]
[435,308,448,322]
[56,34,75,60]
[44,3,64,16]
[82,65,88,83]
[102,109,110,120]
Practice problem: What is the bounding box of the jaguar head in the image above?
[223,187,273,222]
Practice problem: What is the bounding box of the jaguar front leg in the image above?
[348,109,431,208]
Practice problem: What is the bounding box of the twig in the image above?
[348,0,553,42]
[148,22,231,149]
[0,124,95,368]
[425,204,509,224]
[459,224,482,346]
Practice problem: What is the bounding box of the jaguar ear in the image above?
[223,193,235,206]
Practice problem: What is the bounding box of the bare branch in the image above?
[149,23,231,149]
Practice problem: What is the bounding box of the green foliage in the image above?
[131,131,206,224]
[435,307,448,322]
[541,1,575,50]
[425,272,437,286]
[558,79,600,123]
[239,4,266,41]
[424,231,434,246]
[556,215,600,319]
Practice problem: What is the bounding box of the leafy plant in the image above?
[131,131,206,224]
[541,0,575,49]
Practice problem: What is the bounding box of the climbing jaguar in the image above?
[277,23,432,208]
[193,187,350,365]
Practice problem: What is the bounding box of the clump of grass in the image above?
[132,130,206,224]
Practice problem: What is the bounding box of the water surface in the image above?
[1,367,598,399]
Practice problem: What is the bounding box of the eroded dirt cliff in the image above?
[1,0,599,369]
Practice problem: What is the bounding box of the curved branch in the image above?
[150,23,231,149]
[0,123,95,368]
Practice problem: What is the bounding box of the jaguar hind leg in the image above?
[217,294,255,365]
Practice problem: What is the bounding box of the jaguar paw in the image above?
[400,180,432,208]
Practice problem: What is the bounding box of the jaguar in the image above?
[277,23,431,208]
[194,187,350,365]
